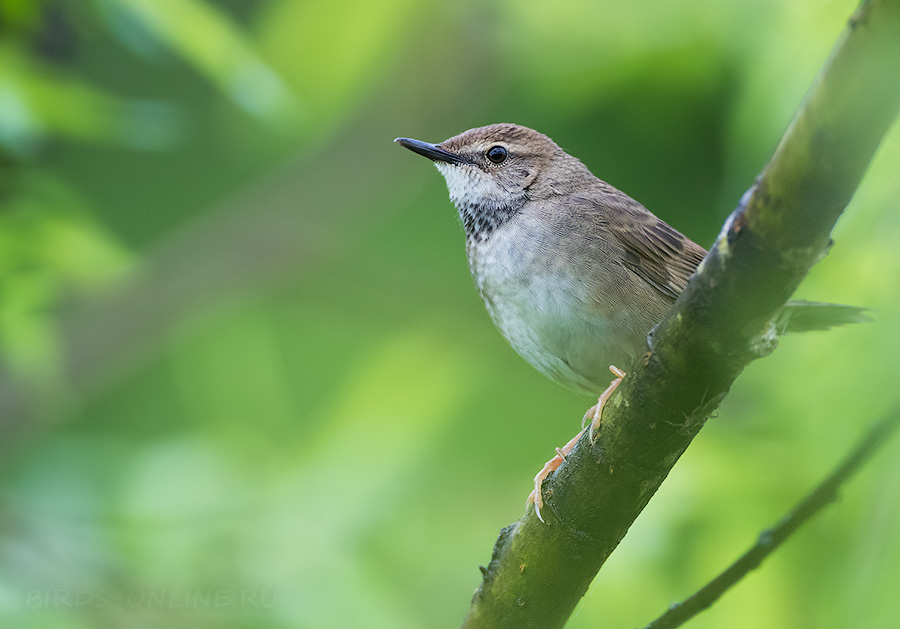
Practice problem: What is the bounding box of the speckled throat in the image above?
[456,198,525,243]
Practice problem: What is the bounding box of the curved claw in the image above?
[527,429,584,523]
[527,366,626,524]
[588,366,626,444]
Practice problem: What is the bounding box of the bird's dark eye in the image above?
[486,145,508,164]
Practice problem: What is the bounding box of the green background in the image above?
[1,1,898,627]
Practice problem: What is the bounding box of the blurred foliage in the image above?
[0,0,897,628]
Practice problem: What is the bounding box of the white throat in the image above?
[435,162,506,209]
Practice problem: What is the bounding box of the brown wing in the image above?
[598,194,707,300]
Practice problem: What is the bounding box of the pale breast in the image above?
[466,213,656,395]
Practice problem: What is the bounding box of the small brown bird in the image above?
[396,124,865,521]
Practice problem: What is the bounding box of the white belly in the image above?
[467,226,642,395]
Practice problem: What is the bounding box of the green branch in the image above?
[462,1,900,627]
[642,406,900,629]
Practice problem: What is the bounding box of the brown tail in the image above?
[778,299,871,333]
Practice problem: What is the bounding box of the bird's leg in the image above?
[527,430,583,523]
[584,365,626,444]
[527,366,626,523]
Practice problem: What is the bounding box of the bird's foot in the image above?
[527,366,626,524]
[527,430,583,523]
[583,365,626,444]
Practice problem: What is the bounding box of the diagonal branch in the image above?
[642,406,900,629]
[463,1,900,627]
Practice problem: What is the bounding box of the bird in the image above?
[395,123,866,522]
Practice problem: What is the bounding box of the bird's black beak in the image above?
[394,137,468,165]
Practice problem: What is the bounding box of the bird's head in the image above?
[396,123,590,239]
